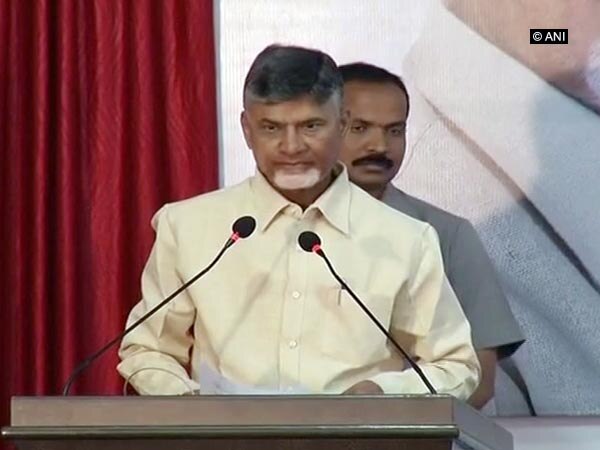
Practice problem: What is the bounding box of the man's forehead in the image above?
[344,81,406,103]
[343,82,408,122]
[246,95,340,121]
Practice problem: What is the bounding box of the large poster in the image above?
[217,0,600,415]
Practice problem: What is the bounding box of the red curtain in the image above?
[0,0,218,441]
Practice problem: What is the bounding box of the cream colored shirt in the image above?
[118,166,480,398]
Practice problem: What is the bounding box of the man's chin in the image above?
[272,169,323,191]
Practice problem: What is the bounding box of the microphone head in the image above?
[298,231,321,253]
[232,216,256,239]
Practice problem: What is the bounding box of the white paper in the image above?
[198,362,310,395]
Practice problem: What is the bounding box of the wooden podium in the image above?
[2,395,512,450]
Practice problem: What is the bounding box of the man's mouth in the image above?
[275,161,312,171]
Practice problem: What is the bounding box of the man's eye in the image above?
[305,122,322,131]
[262,124,278,132]
[351,124,366,133]
[389,127,405,136]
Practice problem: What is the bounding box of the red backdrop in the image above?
[0,0,219,443]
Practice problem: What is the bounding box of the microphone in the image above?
[62,215,257,395]
[298,231,437,395]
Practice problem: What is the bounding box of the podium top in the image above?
[6,395,512,450]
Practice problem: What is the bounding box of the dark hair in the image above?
[339,62,410,116]
[243,44,343,108]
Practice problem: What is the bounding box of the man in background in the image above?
[339,62,523,409]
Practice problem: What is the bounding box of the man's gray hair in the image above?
[243,44,343,109]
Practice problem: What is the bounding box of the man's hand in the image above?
[342,380,384,395]
[468,349,497,409]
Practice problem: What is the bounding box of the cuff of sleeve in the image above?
[118,360,200,395]
[367,371,426,395]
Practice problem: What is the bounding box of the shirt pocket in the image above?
[318,281,395,363]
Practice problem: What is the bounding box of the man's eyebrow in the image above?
[385,120,407,128]
[350,118,406,127]
[258,118,283,125]
[349,118,372,125]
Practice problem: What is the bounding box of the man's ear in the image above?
[240,111,253,149]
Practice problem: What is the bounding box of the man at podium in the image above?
[117,45,480,399]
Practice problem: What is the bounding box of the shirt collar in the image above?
[404,2,600,170]
[404,2,600,279]
[250,163,351,236]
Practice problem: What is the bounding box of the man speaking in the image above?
[117,45,479,398]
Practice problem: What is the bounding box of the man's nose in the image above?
[366,127,388,153]
[280,127,306,156]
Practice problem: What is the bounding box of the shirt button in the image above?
[291,291,301,299]
[289,340,298,349]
